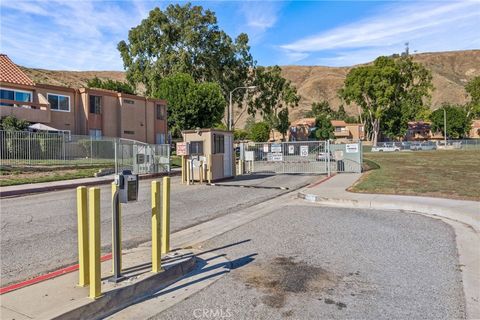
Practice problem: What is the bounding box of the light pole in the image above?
[228,86,256,131]
[443,107,447,146]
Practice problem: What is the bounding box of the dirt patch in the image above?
[238,256,338,309]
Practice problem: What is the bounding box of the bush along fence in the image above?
[0,130,170,174]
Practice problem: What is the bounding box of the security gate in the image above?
[240,141,362,175]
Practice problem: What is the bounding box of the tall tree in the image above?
[311,115,334,140]
[118,3,254,104]
[248,122,270,142]
[155,73,225,136]
[465,76,480,119]
[430,104,470,139]
[340,56,432,145]
[248,66,300,133]
[275,108,290,141]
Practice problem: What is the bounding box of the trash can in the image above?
[337,160,345,172]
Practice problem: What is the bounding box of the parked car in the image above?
[371,143,400,152]
[410,141,437,151]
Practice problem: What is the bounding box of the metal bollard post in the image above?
[161,177,171,254]
[88,187,101,299]
[111,183,122,274]
[76,186,89,287]
[151,181,161,272]
[207,155,213,183]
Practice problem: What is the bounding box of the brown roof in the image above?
[291,118,316,127]
[331,120,347,127]
[0,54,35,86]
[472,120,480,128]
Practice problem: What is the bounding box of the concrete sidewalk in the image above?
[298,173,480,232]
[0,169,180,198]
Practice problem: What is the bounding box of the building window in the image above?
[156,133,166,144]
[89,95,102,114]
[213,134,224,154]
[89,129,102,140]
[156,104,166,120]
[124,130,135,135]
[123,99,134,104]
[335,127,343,132]
[0,88,32,106]
[189,141,203,155]
[47,93,70,112]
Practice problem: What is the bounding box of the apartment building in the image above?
[331,120,365,141]
[0,54,167,144]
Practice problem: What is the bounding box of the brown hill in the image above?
[20,50,480,128]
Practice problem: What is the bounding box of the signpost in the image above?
[300,145,309,157]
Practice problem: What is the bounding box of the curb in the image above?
[297,192,480,233]
[45,254,196,320]
[0,171,180,198]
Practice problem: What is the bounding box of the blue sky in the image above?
[0,0,479,70]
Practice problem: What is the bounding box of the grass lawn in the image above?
[170,155,182,168]
[0,165,111,187]
[351,149,480,201]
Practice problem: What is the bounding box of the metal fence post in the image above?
[111,182,122,274]
[151,181,161,272]
[88,187,101,299]
[161,176,171,255]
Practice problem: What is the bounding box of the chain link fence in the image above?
[0,130,170,174]
[363,139,480,152]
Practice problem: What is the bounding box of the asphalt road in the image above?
[156,205,465,320]
[0,174,318,286]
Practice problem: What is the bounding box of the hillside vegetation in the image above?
[20,50,480,128]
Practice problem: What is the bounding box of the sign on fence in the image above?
[288,145,295,154]
[271,143,282,153]
[300,145,309,157]
[345,144,359,153]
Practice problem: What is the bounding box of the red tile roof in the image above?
[0,54,35,86]
[291,118,316,127]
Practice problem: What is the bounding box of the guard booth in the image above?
[179,129,234,183]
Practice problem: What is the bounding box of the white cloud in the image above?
[280,1,480,66]
[238,1,283,43]
[0,0,147,70]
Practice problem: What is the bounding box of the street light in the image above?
[443,107,447,147]
[228,86,257,131]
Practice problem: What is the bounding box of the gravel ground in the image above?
[0,174,317,285]
[156,206,465,320]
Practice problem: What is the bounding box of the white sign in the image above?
[245,151,254,161]
[271,143,282,153]
[346,143,359,153]
[300,145,309,157]
[271,153,283,162]
[263,144,269,152]
[288,145,295,154]
[176,142,189,156]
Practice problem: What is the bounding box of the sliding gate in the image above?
[241,141,362,175]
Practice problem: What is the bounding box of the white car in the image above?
[371,143,400,152]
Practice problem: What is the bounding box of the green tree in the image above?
[118,3,254,104]
[233,129,249,141]
[430,104,470,139]
[311,115,334,140]
[249,122,270,142]
[155,73,225,136]
[86,76,135,94]
[465,76,480,119]
[340,55,432,145]
[275,108,290,141]
[0,116,30,131]
[305,101,332,117]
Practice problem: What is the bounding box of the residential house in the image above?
[0,54,167,144]
[469,119,480,139]
[405,121,443,141]
[288,118,316,141]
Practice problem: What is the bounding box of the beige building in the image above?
[0,54,167,144]
[331,120,365,141]
[469,119,480,139]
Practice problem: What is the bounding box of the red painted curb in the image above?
[0,253,113,295]
[307,174,336,188]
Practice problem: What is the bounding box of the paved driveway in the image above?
[0,174,317,285]
[157,205,465,320]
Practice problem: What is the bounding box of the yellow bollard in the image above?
[76,186,89,287]
[111,183,122,273]
[151,181,161,272]
[88,187,101,299]
[161,176,171,254]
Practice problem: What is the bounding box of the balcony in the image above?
[0,99,51,123]
[333,127,350,137]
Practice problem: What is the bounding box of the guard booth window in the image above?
[189,141,203,155]
[213,134,224,154]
